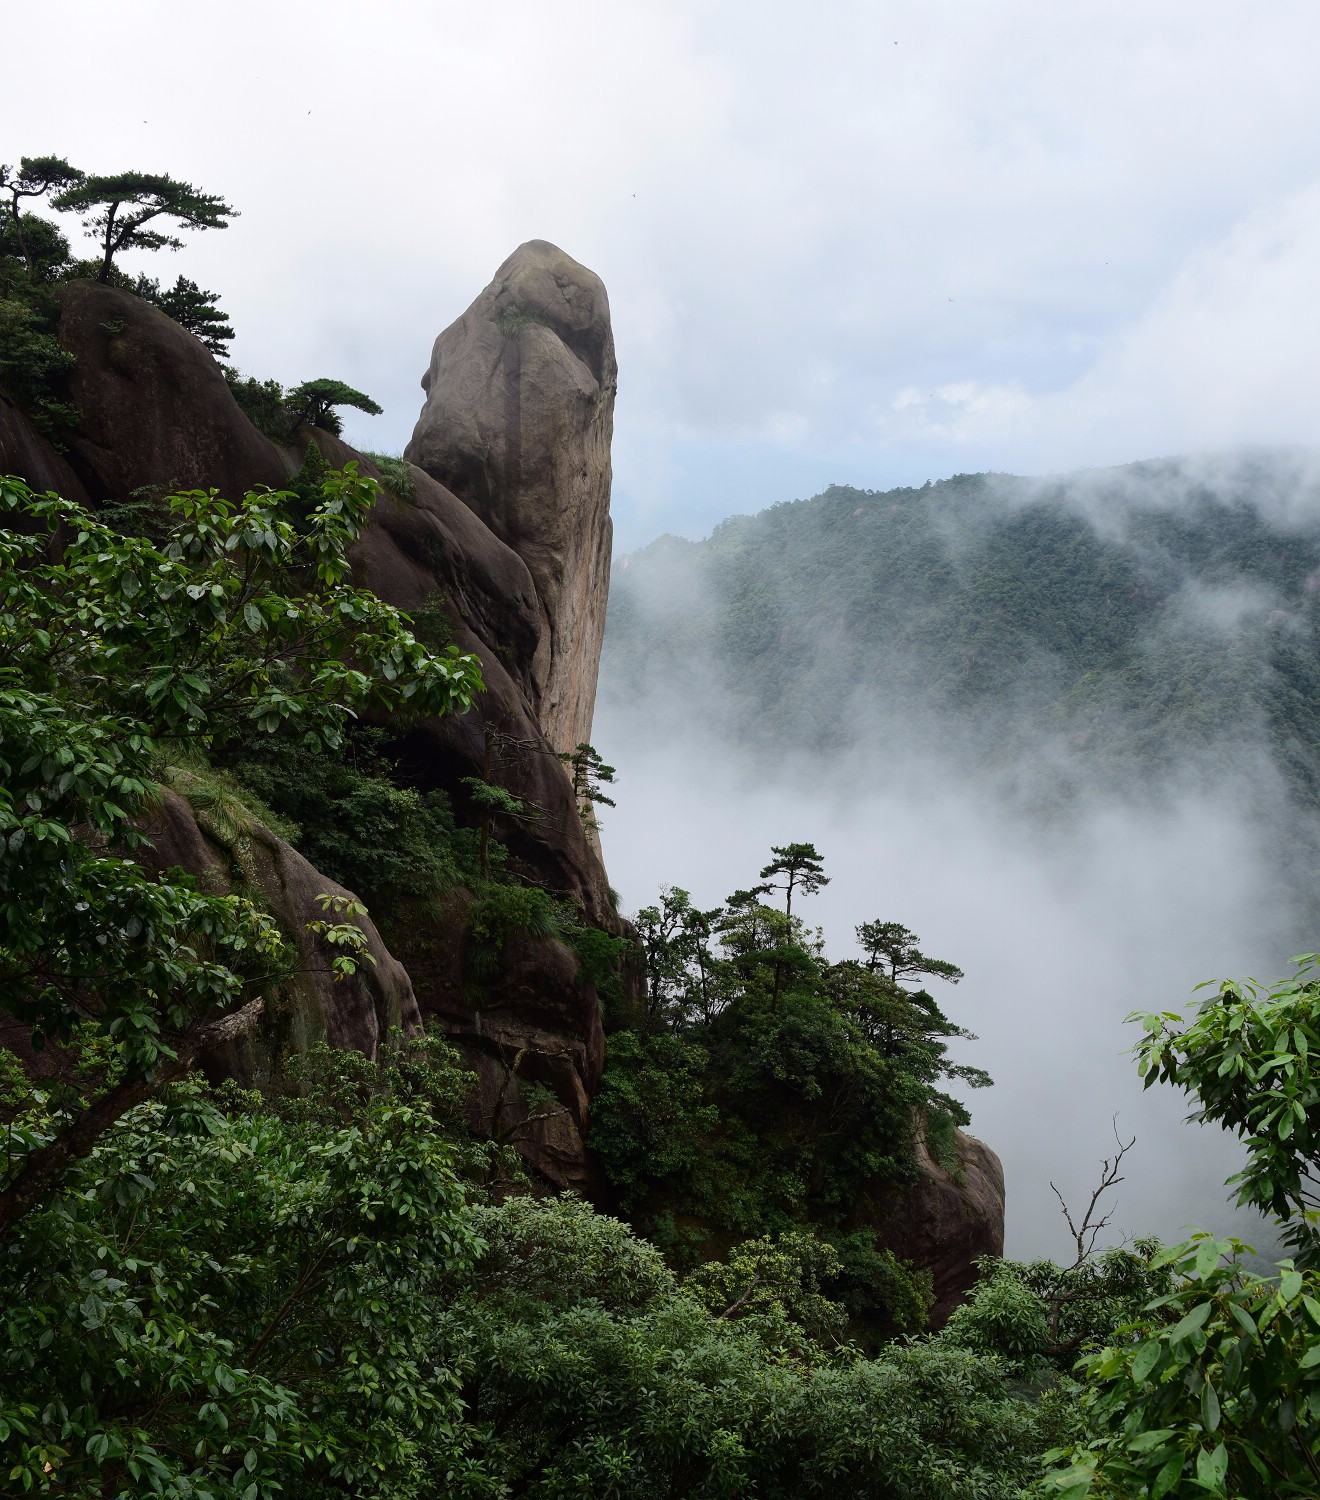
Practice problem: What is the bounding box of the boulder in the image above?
[53,281,289,502]
[136,782,423,1079]
[406,240,616,753]
[0,385,90,502]
[870,1126,1006,1327]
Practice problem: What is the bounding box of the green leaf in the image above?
[1151,1453,1184,1499]
[1129,1428,1176,1452]
[1195,1442,1228,1490]
[1131,1341,1163,1383]
[1201,1378,1221,1433]
[1169,1300,1213,1342]
[1195,1238,1221,1278]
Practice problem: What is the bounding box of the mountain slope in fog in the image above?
[603,451,1320,819]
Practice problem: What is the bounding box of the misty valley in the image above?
[2,156,1318,1499]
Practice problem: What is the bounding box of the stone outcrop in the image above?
[870,1126,1006,1326]
[55,280,289,503]
[406,240,616,753]
[137,783,424,1078]
[0,276,624,1188]
[0,386,90,503]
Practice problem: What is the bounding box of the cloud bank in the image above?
[11,0,1320,543]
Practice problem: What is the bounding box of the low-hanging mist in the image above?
[595,449,1320,1261]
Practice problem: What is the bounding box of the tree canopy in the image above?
[52,171,236,283]
[0,467,482,1235]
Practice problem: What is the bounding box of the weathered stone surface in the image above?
[0,386,90,502]
[870,1126,1006,1327]
[406,240,616,753]
[378,887,604,1192]
[137,783,423,1079]
[54,281,289,503]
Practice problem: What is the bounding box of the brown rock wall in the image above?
[870,1126,1007,1327]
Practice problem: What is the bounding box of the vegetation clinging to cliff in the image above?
[592,854,989,1334]
[0,469,483,1233]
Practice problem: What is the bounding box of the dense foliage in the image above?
[1135,955,1320,1265]
[0,469,482,1232]
[0,1039,483,1499]
[1032,956,1320,1496]
[593,860,989,1333]
[0,1037,1075,1500]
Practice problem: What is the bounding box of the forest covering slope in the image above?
[604,452,1320,836]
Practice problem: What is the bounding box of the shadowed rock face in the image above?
[870,1127,1007,1327]
[136,785,424,1078]
[55,281,289,503]
[406,240,616,754]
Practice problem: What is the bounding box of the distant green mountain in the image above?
[601,453,1320,818]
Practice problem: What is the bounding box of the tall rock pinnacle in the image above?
[405,240,617,753]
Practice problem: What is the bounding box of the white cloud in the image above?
[885,381,1033,444]
[13,0,1320,518]
[1023,183,1320,469]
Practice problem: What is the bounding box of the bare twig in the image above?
[1050,1116,1136,1270]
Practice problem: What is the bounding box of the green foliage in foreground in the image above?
[0,1040,1069,1500]
[1046,1237,1320,1499]
[0,1039,483,1498]
[0,470,482,1233]
[1034,956,1320,1497]
[1135,954,1320,1265]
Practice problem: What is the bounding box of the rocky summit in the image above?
[407,240,617,756]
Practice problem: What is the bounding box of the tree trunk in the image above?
[0,997,265,1239]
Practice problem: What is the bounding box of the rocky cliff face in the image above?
[0,273,620,1190]
[0,256,1006,1310]
[871,1126,1006,1326]
[406,241,616,754]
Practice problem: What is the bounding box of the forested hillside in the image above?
[604,455,1320,817]
[5,146,1320,1495]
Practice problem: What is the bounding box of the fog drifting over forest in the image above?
[595,455,1320,1262]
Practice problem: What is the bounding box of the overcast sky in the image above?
[13,0,1320,546]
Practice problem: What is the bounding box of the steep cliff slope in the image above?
[0,268,623,1190]
[0,254,1004,1316]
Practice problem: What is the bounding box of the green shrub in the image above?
[364,451,416,500]
[227,727,473,907]
[467,882,563,979]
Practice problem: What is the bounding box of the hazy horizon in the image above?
[596,450,1320,1261]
